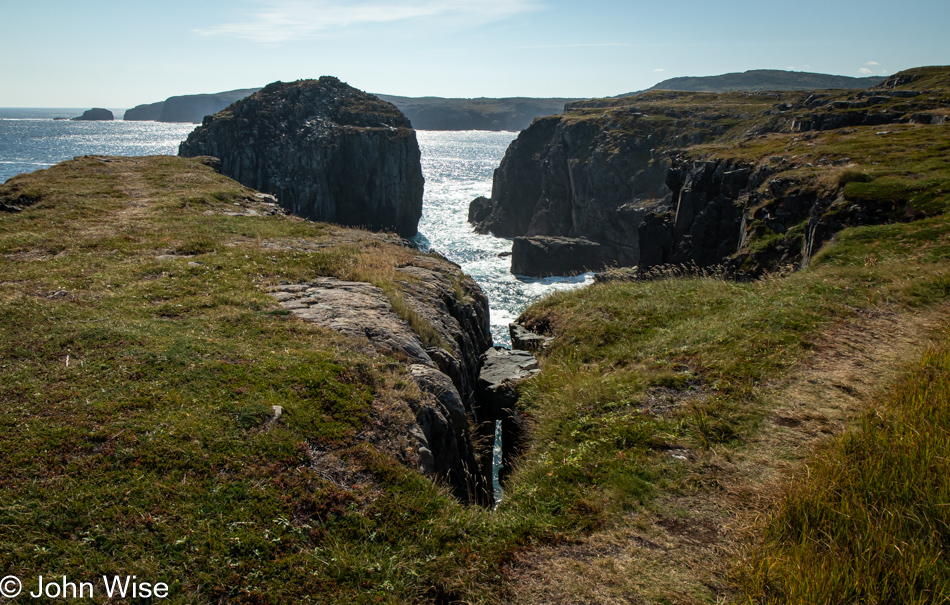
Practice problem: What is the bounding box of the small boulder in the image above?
[474,347,540,489]
[509,322,553,352]
[468,196,493,223]
[511,235,607,277]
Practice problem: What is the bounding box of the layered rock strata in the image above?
[509,322,553,352]
[470,67,949,277]
[180,77,424,237]
[266,253,493,504]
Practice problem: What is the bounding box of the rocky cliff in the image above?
[472,66,950,277]
[122,100,164,121]
[179,77,425,237]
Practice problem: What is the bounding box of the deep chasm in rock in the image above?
[179,77,424,237]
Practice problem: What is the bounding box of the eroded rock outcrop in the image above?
[509,322,553,352]
[180,77,424,237]
[266,252,493,504]
[471,66,950,277]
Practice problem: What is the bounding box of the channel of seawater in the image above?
[413,130,594,347]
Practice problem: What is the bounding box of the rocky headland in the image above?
[0,150,539,510]
[179,77,425,237]
[5,67,950,604]
[124,88,261,123]
[624,69,885,96]
[72,107,114,121]
[471,66,950,277]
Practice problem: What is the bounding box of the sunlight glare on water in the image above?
[414,131,594,347]
[0,117,196,183]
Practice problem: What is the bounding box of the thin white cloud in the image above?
[195,0,544,43]
[653,68,665,72]
[865,61,880,66]
[516,42,630,49]
[858,67,873,75]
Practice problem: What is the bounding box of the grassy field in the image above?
[0,156,504,603]
[2,71,950,604]
[495,71,950,602]
[738,339,950,604]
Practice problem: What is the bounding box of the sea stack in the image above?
[72,108,114,121]
[179,77,424,237]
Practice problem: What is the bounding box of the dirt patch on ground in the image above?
[504,304,950,604]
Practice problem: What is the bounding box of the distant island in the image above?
[72,107,113,121]
[621,69,885,95]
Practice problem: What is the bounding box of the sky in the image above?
[1,0,948,108]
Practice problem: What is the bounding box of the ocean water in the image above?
[0,116,592,345]
[414,131,593,346]
[0,116,195,184]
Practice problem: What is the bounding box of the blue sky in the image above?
[2,0,948,107]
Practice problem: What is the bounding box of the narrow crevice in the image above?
[492,420,503,505]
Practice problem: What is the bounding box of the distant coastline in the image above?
[0,108,127,120]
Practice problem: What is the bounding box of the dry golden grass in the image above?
[504,304,950,604]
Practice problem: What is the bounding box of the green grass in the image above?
[0,156,501,603]
[738,341,950,604]
[4,68,950,604]
[6,154,946,603]
[503,251,950,534]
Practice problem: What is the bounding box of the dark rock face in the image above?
[266,249,493,505]
[470,110,678,276]
[470,68,950,277]
[510,236,610,277]
[470,109,738,276]
[468,196,492,224]
[179,77,424,237]
[72,108,113,121]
